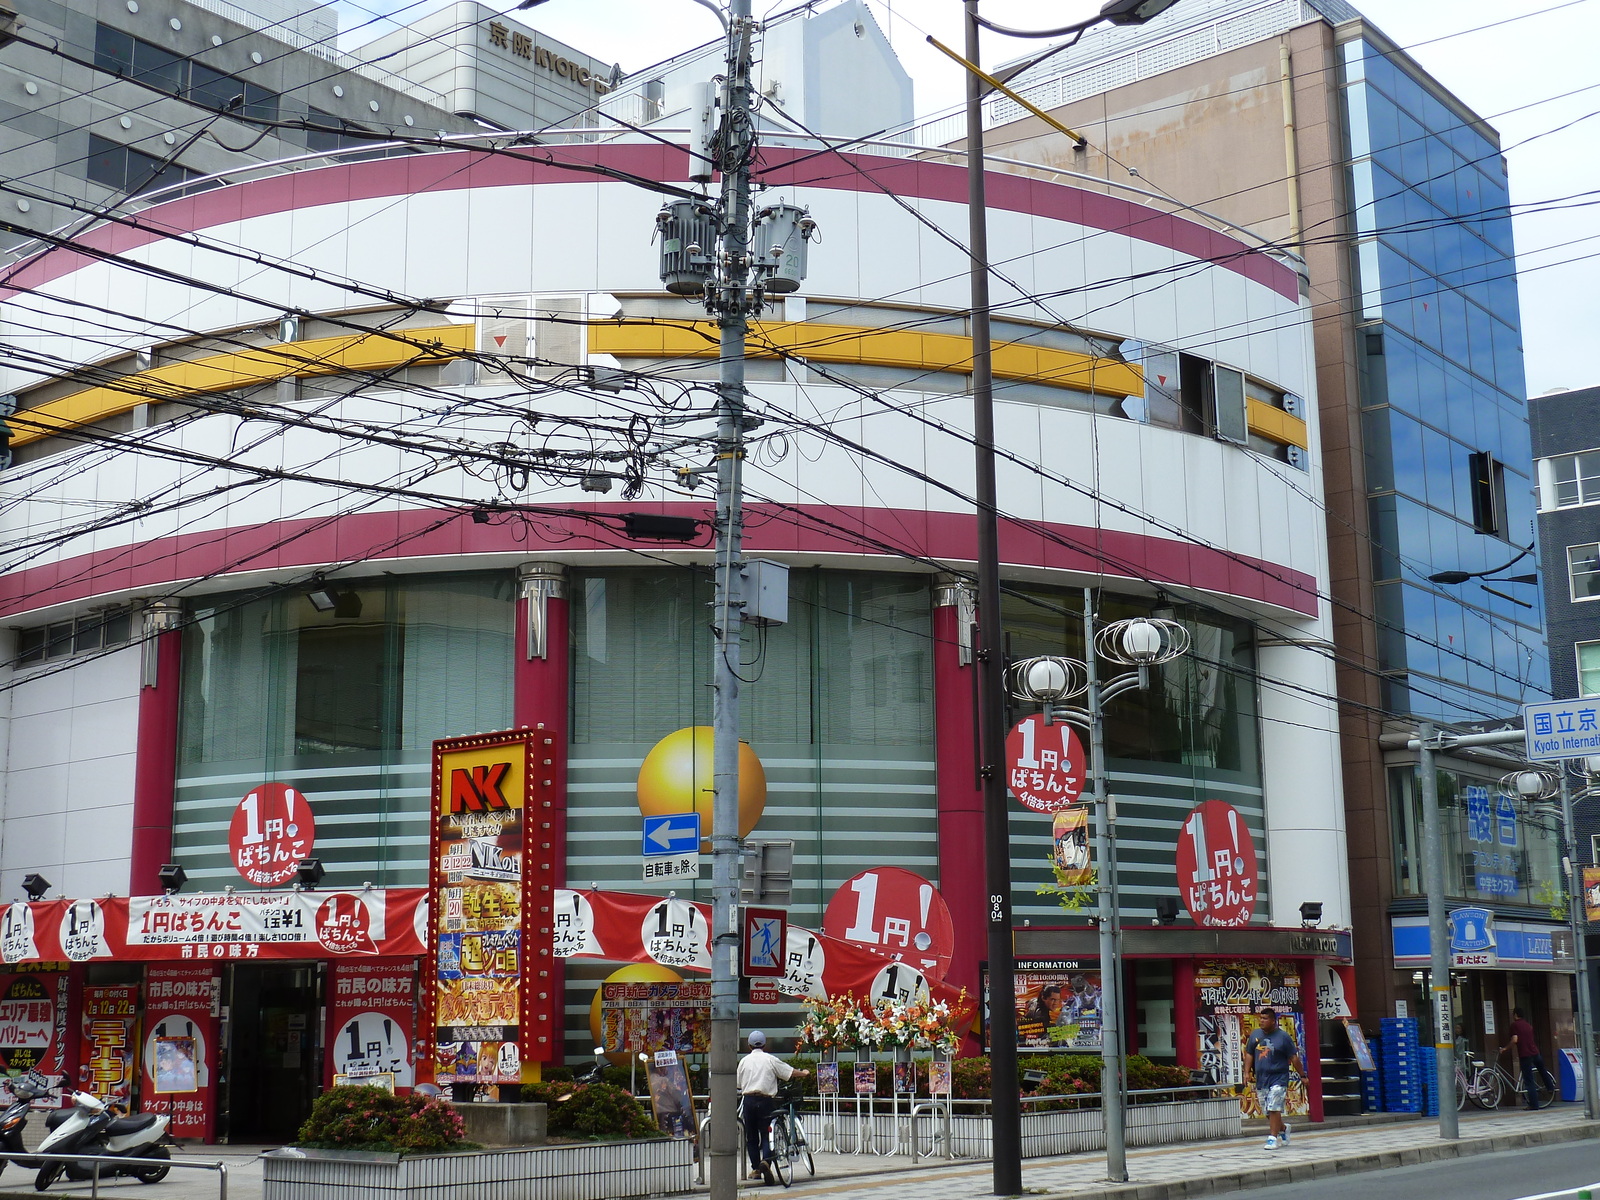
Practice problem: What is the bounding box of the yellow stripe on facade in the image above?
[13,324,474,447]
[1245,397,1309,450]
[588,319,1146,398]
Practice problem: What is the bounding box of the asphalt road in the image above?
[1209,1139,1600,1200]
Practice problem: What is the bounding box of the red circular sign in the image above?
[822,868,955,982]
[316,895,378,955]
[228,783,315,887]
[1174,800,1259,927]
[1004,715,1086,813]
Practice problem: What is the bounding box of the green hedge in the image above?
[518,1081,665,1141]
[296,1086,469,1153]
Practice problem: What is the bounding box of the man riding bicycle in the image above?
[736,1031,810,1185]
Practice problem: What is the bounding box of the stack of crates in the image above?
[1361,1038,1384,1111]
[1420,1046,1439,1116]
[1380,1017,1422,1113]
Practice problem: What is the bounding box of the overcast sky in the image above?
[341,0,1599,396]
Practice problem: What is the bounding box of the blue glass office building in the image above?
[1342,36,1550,720]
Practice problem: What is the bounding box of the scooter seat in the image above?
[44,1109,72,1130]
[106,1114,160,1137]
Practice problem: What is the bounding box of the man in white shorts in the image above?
[1242,1006,1305,1150]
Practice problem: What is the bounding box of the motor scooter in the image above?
[0,1072,51,1175]
[33,1090,171,1191]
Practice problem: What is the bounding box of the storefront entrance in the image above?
[220,964,324,1143]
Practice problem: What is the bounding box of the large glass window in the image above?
[1389,764,1563,907]
[1548,450,1600,508]
[179,573,514,768]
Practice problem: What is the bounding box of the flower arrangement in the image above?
[796,991,967,1053]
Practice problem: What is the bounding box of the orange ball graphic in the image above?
[636,726,767,852]
[589,963,683,1065]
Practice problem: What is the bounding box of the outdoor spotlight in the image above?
[295,858,326,889]
[1153,896,1179,926]
[157,863,187,894]
[1299,901,1323,927]
[1120,618,1163,663]
[306,584,338,612]
[20,874,49,902]
[332,591,363,619]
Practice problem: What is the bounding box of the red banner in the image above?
[79,986,140,1105]
[140,965,219,1140]
[0,892,427,965]
[554,890,975,1028]
[325,961,417,1092]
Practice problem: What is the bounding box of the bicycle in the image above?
[765,1081,816,1187]
[1455,1052,1556,1110]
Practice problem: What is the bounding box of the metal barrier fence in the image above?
[0,1150,228,1200]
[802,1085,1241,1161]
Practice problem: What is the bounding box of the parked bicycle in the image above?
[1454,1052,1556,1110]
[764,1080,815,1187]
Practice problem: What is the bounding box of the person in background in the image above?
[1243,1007,1305,1151]
[1500,1007,1545,1109]
[736,1030,810,1184]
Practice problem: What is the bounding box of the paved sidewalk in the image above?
[0,1106,1588,1200]
[748,1106,1598,1200]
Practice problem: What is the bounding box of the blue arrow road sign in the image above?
[642,813,701,856]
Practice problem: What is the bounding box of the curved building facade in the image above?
[0,138,1351,1131]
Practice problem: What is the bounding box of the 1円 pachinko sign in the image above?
[427,728,558,1086]
[327,961,417,1091]
[80,985,140,1105]
[141,964,219,1140]
[1175,800,1259,927]
[229,782,316,887]
[1194,960,1307,1118]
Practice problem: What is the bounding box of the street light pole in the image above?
[961,3,1023,1194]
[1417,721,1458,1140]
[1082,591,1128,1182]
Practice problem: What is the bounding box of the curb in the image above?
[1044,1120,1600,1200]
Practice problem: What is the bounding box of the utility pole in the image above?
[961,1,1022,1193]
[708,6,755,1200]
[1558,768,1599,1120]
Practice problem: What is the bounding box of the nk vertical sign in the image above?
[427,728,558,1092]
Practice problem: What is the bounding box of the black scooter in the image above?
[0,1072,50,1176]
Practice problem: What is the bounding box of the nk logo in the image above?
[448,762,515,813]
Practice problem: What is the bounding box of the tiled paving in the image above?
[0,1107,1588,1200]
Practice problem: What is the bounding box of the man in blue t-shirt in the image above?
[1242,1007,1305,1151]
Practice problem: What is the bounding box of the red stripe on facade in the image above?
[0,504,1319,618]
[2,144,1299,302]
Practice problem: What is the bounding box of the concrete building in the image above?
[0,1,1356,1135]
[968,0,1566,1070]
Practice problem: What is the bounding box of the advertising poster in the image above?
[1194,960,1308,1118]
[0,971,67,1087]
[428,729,559,1085]
[893,1060,915,1094]
[645,1050,697,1140]
[1584,867,1600,924]
[600,982,710,1055]
[1052,808,1091,886]
[817,1061,839,1095]
[140,964,219,1139]
[929,1060,951,1095]
[325,961,417,1092]
[79,985,140,1105]
[982,959,1102,1052]
[853,1062,878,1096]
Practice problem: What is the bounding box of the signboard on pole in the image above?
[641,814,701,881]
[1523,697,1600,761]
[1583,867,1600,924]
[1005,715,1085,813]
[1174,800,1259,927]
[741,907,787,978]
[1449,906,1497,967]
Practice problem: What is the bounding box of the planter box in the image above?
[446,1101,548,1147]
[803,1096,1240,1158]
[263,1137,694,1200]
